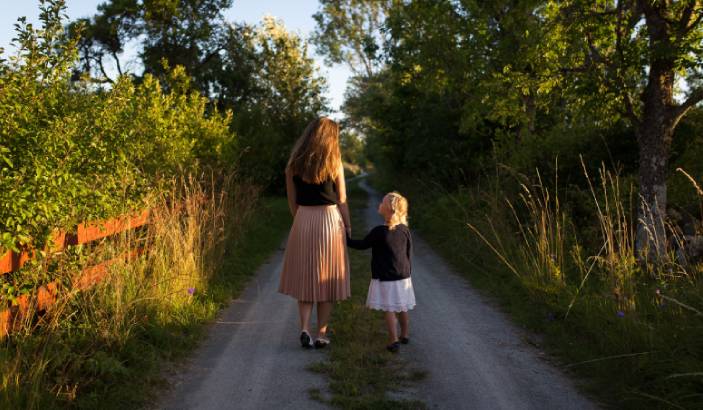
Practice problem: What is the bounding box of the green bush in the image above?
[0,1,235,253]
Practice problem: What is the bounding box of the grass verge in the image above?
[369,171,703,409]
[308,179,425,410]
[130,195,292,408]
[0,177,291,409]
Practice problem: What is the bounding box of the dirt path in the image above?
[155,178,597,410]
[154,248,329,410]
[359,179,598,409]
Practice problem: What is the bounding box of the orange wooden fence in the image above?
[0,209,151,338]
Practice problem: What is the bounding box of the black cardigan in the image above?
[346,224,412,281]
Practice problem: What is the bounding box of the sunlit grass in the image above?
[0,174,290,409]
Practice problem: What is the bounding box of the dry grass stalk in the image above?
[0,172,260,407]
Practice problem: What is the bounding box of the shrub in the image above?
[0,0,235,253]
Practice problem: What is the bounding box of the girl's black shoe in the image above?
[300,331,313,349]
[386,341,400,353]
[400,337,409,344]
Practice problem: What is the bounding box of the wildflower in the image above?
[187,287,195,295]
[616,310,625,318]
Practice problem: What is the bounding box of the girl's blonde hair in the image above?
[286,117,342,184]
[384,191,409,229]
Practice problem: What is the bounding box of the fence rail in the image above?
[0,209,151,338]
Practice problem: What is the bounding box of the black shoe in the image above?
[300,331,313,349]
[386,341,400,353]
[400,337,409,345]
[314,337,330,349]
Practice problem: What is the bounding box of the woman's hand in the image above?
[336,163,353,237]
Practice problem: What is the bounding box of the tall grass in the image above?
[389,162,703,408]
[0,172,265,408]
[470,160,702,312]
[468,166,569,287]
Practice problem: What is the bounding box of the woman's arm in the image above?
[285,168,298,217]
[336,163,351,236]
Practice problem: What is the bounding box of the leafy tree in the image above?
[226,16,329,187]
[140,0,232,89]
[75,3,328,188]
[71,0,232,90]
[340,128,366,168]
[327,0,703,260]
[312,0,390,78]
[338,0,554,185]
[70,0,141,82]
[543,0,703,258]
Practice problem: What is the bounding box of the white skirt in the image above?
[366,278,416,312]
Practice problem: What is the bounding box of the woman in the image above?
[278,117,351,349]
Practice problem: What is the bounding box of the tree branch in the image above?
[621,89,641,124]
[673,1,703,39]
[196,48,222,70]
[93,54,114,84]
[585,33,607,65]
[678,0,696,32]
[673,85,703,121]
[111,51,123,76]
[684,9,703,33]
[613,0,641,125]
[646,0,678,26]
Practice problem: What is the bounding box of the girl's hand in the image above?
[346,226,352,238]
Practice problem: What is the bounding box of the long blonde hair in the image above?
[286,117,341,184]
[384,191,409,229]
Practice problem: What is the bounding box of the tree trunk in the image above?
[635,62,675,260]
[634,0,683,262]
[635,120,673,260]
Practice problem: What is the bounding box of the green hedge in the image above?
[0,2,235,253]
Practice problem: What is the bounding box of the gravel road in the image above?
[155,178,598,410]
[154,248,328,410]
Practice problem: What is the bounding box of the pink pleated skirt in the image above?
[278,204,351,302]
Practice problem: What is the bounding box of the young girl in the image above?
[346,192,415,352]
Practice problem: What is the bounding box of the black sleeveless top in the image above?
[294,175,338,206]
